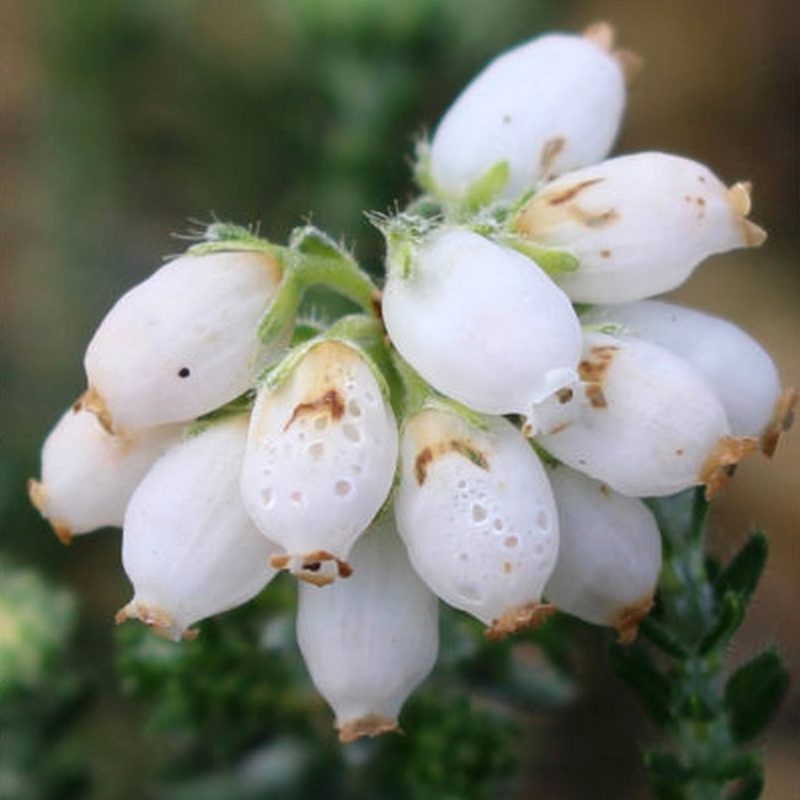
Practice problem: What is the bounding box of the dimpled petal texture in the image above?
[394,408,558,636]
[240,340,398,583]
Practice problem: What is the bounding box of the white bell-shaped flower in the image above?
[544,465,662,643]
[537,331,756,498]
[117,416,278,641]
[82,250,287,433]
[580,300,795,454]
[240,339,398,585]
[515,152,767,303]
[427,23,629,201]
[383,226,582,433]
[27,403,183,544]
[296,512,438,742]
[394,406,558,638]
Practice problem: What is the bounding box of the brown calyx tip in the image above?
[760,387,797,458]
[75,386,115,435]
[700,435,758,499]
[270,550,352,586]
[337,714,401,743]
[610,593,655,645]
[27,479,74,544]
[485,602,556,641]
[582,21,615,50]
[114,601,191,642]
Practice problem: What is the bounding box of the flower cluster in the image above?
[29,23,794,742]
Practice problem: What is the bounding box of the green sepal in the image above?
[411,137,435,195]
[459,160,510,211]
[257,270,301,345]
[390,349,489,434]
[698,591,745,655]
[262,315,393,405]
[607,642,674,731]
[724,648,789,744]
[185,392,255,438]
[184,222,274,257]
[504,237,580,276]
[713,531,768,606]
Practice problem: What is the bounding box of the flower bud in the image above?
[537,331,756,498]
[117,416,278,641]
[82,250,287,433]
[394,407,558,638]
[383,227,582,432]
[427,23,628,201]
[27,404,183,544]
[544,465,662,643]
[296,512,438,742]
[240,340,398,584]
[580,300,795,453]
[515,152,767,303]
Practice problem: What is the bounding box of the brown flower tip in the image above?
[700,435,758,499]
[760,387,797,458]
[609,592,655,645]
[337,714,401,743]
[485,601,556,641]
[270,550,352,586]
[27,478,73,544]
[726,182,767,247]
[74,386,115,434]
[581,21,642,85]
[114,601,194,642]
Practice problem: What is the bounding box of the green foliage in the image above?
[611,490,789,800]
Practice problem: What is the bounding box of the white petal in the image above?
[27,404,183,543]
[118,416,278,641]
[296,512,438,741]
[240,340,398,584]
[83,250,286,432]
[544,465,662,642]
[580,300,785,442]
[516,152,767,303]
[429,27,627,200]
[394,408,558,638]
[383,227,581,423]
[537,331,755,497]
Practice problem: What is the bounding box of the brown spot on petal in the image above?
[700,436,758,499]
[610,592,655,645]
[578,345,619,385]
[414,439,489,486]
[760,387,797,458]
[283,389,345,432]
[584,383,608,409]
[546,177,605,206]
[539,137,565,181]
[75,386,115,434]
[485,602,556,641]
[338,714,401,743]
[270,550,352,585]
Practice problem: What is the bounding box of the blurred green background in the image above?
[2,1,798,798]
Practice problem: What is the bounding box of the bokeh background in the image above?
[2,1,797,798]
